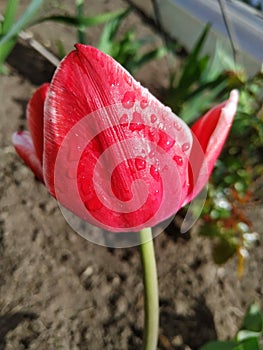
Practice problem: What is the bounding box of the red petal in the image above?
[12,131,43,182]
[44,44,146,193]
[27,83,49,164]
[44,45,193,231]
[184,90,239,204]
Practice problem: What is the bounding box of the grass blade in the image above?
[0,0,44,46]
[35,9,128,28]
[2,0,19,34]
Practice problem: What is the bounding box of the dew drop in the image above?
[121,91,136,109]
[165,106,172,113]
[141,149,147,159]
[108,71,120,87]
[129,111,145,132]
[124,74,132,86]
[174,121,182,131]
[149,150,155,158]
[148,128,159,143]
[140,98,148,109]
[158,133,175,151]
[150,114,157,123]
[120,114,128,124]
[150,165,160,181]
[135,157,146,171]
[182,142,190,152]
[173,155,183,166]
[154,159,160,170]
[165,139,175,151]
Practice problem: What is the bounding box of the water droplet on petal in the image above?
[150,165,160,181]
[129,111,145,132]
[151,114,157,123]
[182,142,190,152]
[122,91,136,109]
[120,114,128,124]
[140,98,148,109]
[149,150,155,158]
[124,74,132,86]
[173,155,183,166]
[141,149,147,158]
[158,133,175,151]
[148,128,159,143]
[135,157,146,171]
[174,121,182,131]
[109,73,119,87]
[158,122,164,130]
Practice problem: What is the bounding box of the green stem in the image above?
[139,227,159,350]
[76,0,86,44]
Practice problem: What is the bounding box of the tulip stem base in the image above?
[139,227,159,350]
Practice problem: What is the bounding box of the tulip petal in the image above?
[44,44,193,231]
[27,83,49,164]
[184,90,239,204]
[12,131,43,182]
[44,44,149,193]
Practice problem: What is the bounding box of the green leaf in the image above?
[55,39,66,59]
[97,8,130,54]
[0,36,16,69]
[212,238,237,265]
[176,24,211,94]
[199,340,237,350]
[0,0,44,73]
[0,0,44,47]
[179,79,227,124]
[242,304,263,332]
[134,47,167,71]
[236,330,262,343]
[76,0,86,44]
[36,9,127,28]
[1,0,19,34]
[233,337,261,350]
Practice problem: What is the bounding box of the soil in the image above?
[0,1,262,350]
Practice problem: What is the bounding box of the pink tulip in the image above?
[12,44,238,232]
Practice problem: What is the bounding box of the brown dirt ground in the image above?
[0,1,262,349]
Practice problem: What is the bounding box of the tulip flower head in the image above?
[13,44,238,244]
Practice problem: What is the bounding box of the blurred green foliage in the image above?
[0,0,126,73]
[0,0,44,73]
[97,8,167,75]
[49,4,166,74]
[0,1,166,75]
[164,25,263,271]
[200,303,263,350]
